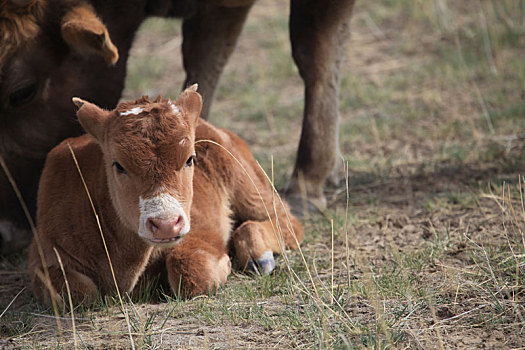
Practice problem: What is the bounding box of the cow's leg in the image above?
[0,157,42,255]
[182,0,255,117]
[165,236,231,297]
[0,220,33,255]
[233,204,303,275]
[284,0,356,212]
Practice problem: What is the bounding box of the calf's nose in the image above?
[146,216,185,239]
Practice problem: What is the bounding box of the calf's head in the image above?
[73,86,202,246]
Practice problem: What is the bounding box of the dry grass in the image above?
[1,0,525,348]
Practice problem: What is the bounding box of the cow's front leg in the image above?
[165,236,231,297]
[284,0,356,213]
[182,1,255,118]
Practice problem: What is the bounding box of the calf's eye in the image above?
[185,155,196,167]
[112,161,127,175]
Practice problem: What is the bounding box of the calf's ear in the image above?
[61,5,119,65]
[72,97,109,142]
[176,84,203,125]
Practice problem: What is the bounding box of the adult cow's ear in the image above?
[176,84,203,125]
[61,5,119,65]
[72,97,109,142]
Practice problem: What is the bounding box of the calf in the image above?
[28,86,302,304]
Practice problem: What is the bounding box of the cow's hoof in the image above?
[0,220,32,256]
[282,193,326,218]
[248,251,275,275]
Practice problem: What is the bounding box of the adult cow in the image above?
[0,0,355,254]
[0,0,124,254]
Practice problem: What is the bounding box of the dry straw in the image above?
[67,143,136,350]
[0,154,64,340]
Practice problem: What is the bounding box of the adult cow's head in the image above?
[73,86,202,247]
[0,0,118,157]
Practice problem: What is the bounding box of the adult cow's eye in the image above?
[112,161,127,175]
[185,155,196,167]
[9,82,38,107]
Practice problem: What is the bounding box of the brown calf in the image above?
[28,87,302,304]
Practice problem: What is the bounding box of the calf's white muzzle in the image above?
[138,193,190,245]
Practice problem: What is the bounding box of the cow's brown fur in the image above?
[0,0,124,254]
[0,0,43,66]
[28,88,302,305]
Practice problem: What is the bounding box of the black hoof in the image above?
[247,251,276,275]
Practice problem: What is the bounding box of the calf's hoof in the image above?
[0,220,32,255]
[247,251,276,275]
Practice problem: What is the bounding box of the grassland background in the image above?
[1,0,525,348]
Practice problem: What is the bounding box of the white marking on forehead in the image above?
[168,101,184,126]
[120,107,144,116]
[168,101,179,114]
[138,193,190,236]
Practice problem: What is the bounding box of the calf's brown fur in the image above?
[28,87,302,304]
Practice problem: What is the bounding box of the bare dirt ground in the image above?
[1,0,525,348]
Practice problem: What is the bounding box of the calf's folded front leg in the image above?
[165,235,231,297]
[233,220,277,275]
[233,208,303,275]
